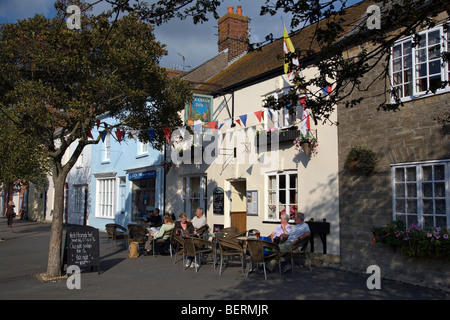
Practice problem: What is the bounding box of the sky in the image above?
[0,0,361,70]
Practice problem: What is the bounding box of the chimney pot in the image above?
[228,6,233,14]
[237,6,242,16]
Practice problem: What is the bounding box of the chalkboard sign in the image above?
[213,187,224,215]
[66,226,100,273]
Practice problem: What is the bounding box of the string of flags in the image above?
[86,85,331,144]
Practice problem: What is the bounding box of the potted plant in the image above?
[345,145,377,176]
[293,132,319,155]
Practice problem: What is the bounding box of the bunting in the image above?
[163,128,171,144]
[208,121,218,131]
[283,24,299,81]
[115,129,125,143]
[239,114,248,127]
[86,130,93,139]
[254,110,264,123]
[147,129,155,141]
[321,85,333,96]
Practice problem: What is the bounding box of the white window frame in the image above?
[104,132,111,162]
[95,176,117,219]
[391,160,450,229]
[390,24,450,102]
[264,89,299,129]
[266,171,298,221]
[181,175,207,220]
[137,141,149,156]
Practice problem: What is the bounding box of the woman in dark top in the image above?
[173,212,195,236]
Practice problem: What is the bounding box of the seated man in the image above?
[266,212,310,273]
[148,208,162,227]
[191,207,207,237]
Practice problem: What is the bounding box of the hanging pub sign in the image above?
[185,94,213,126]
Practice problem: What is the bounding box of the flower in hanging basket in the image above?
[293,132,319,154]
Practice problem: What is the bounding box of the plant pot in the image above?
[301,142,312,155]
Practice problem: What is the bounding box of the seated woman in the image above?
[270,213,292,244]
[173,212,195,237]
[144,214,174,255]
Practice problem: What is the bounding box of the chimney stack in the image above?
[218,5,249,62]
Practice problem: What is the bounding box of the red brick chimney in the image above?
[218,5,249,62]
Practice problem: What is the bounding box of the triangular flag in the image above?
[321,85,333,96]
[268,109,273,120]
[239,114,247,127]
[218,123,224,131]
[301,106,311,135]
[224,118,232,129]
[147,129,155,141]
[254,110,264,122]
[235,118,241,127]
[208,121,218,131]
[163,128,171,144]
[86,130,93,139]
[299,96,307,108]
[96,119,101,129]
[101,131,107,142]
[115,129,124,143]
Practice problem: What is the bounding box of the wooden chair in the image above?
[171,232,185,265]
[127,224,147,252]
[220,227,239,238]
[195,224,209,239]
[289,237,312,274]
[105,224,128,249]
[246,238,281,280]
[216,237,246,276]
[152,229,173,257]
[183,236,214,273]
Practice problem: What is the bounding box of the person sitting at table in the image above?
[144,214,175,255]
[174,212,196,237]
[147,208,162,227]
[173,212,198,268]
[270,213,292,244]
[191,207,208,237]
[266,212,310,273]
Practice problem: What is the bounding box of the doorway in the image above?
[229,179,246,232]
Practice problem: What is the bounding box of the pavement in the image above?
[0,218,449,304]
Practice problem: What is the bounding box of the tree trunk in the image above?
[45,168,68,277]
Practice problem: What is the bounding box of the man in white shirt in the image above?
[191,207,207,237]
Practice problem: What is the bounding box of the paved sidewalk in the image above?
[0,218,449,301]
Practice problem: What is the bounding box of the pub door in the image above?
[229,180,247,233]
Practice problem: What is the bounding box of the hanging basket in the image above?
[301,142,312,155]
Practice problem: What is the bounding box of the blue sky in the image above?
[0,0,363,70]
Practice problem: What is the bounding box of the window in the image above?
[131,177,155,222]
[137,141,148,156]
[391,25,449,101]
[104,132,111,162]
[392,160,450,229]
[182,175,207,219]
[265,89,299,129]
[267,172,298,221]
[96,177,117,219]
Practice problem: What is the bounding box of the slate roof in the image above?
[196,0,372,96]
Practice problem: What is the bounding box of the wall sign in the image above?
[213,187,224,215]
[129,170,156,181]
[247,190,258,216]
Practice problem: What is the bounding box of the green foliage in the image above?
[345,145,377,177]
[372,221,450,260]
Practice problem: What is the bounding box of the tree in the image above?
[0,112,50,207]
[0,0,191,277]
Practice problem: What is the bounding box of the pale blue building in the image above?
[88,114,165,231]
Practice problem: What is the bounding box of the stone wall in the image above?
[336,44,450,291]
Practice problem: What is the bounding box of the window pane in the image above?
[396,199,405,213]
[434,165,445,180]
[395,168,405,182]
[406,199,417,213]
[436,216,447,228]
[393,44,401,58]
[416,62,427,77]
[423,199,433,214]
[422,166,432,181]
[424,215,434,228]
[423,182,433,197]
[406,167,416,181]
[435,199,446,214]
[435,182,445,197]
[279,175,286,189]
[396,184,405,197]
[289,174,297,189]
[406,183,417,197]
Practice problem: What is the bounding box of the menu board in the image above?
[213,187,224,215]
[66,226,100,273]
[247,190,258,215]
